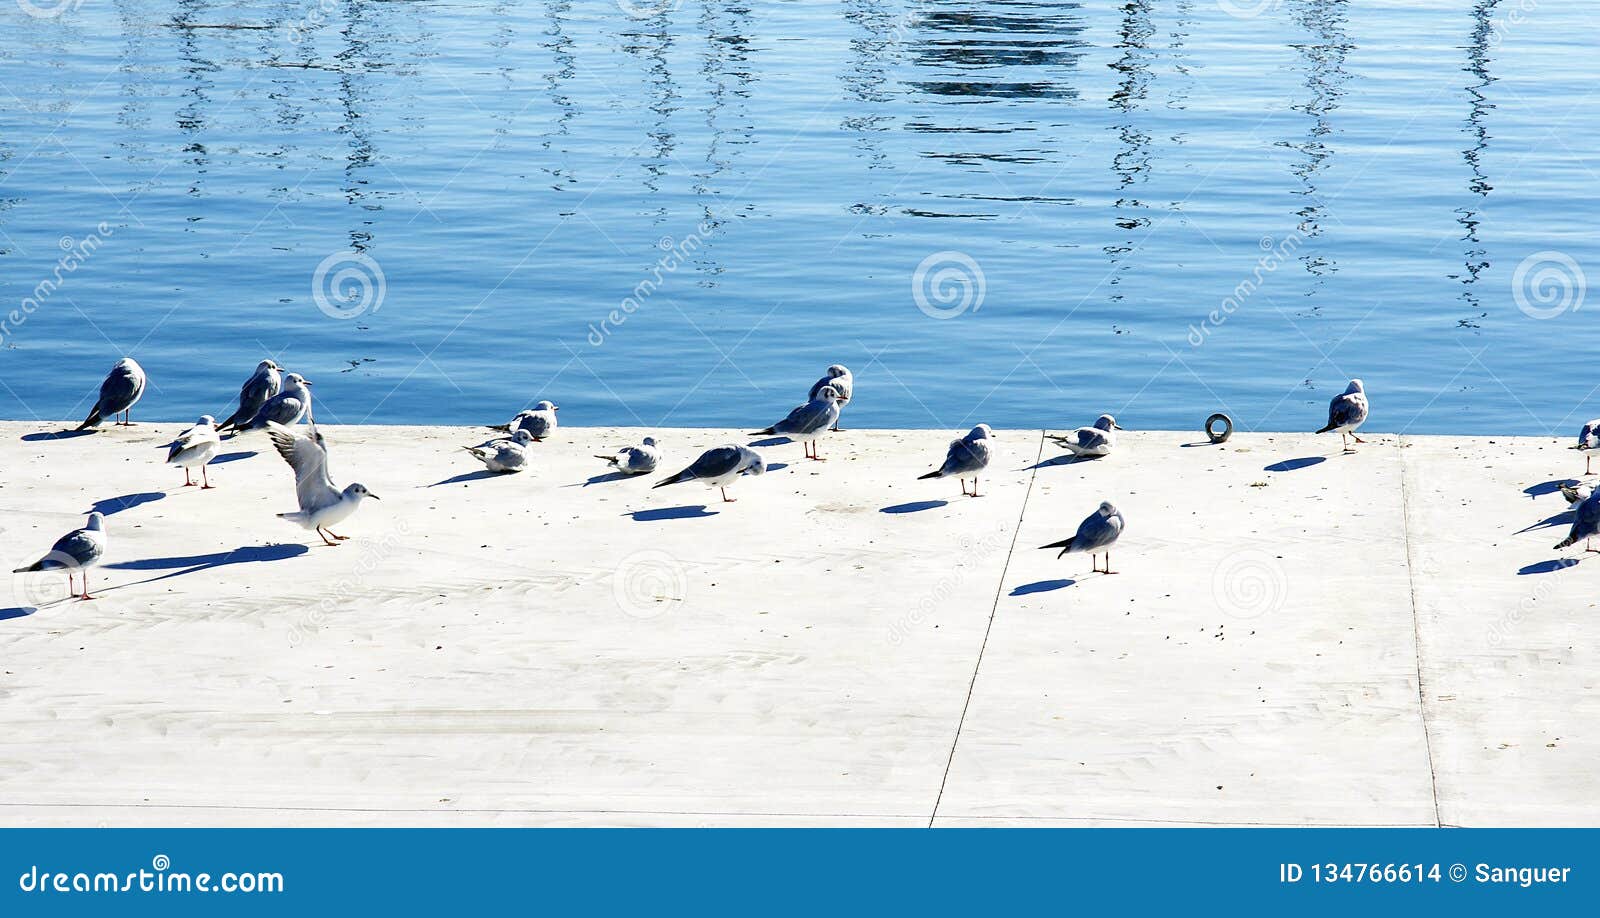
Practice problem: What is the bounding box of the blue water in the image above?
[0,0,1595,433]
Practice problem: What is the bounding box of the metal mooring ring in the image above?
[1205,413,1233,444]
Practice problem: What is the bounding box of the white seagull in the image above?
[919,424,994,496]
[1052,413,1121,458]
[218,360,283,433]
[1316,378,1370,452]
[808,364,852,431]
[237,373,313,433]
[1555,489,1600,555]
[166,415,222,488]
[1576,419,1600,476]
[653,444,765,502]
[596,437,661,475]
[751,385,842,460]
[76,358,146,430]
[463,429,534,473]
[266,421,379,546]
[13,511,107,601]
[494,400,559,441]
[1040,501,1125,574]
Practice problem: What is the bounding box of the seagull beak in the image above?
[368,493,381,501]
[304,380,315,386]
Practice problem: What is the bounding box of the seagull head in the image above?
[826,364,849,378]
[85,511,105,531]
[743,451,767,477]
[1346,378,1365,394]
[511,429,535,445]
[1097,501,1120,518]
[969,424,994,440]
[816,385,840,402]
[1095,414,1120,431]
[284,373,309,388]
[642,436,657,447]
[197,415,216,427]
[534,400,558,413]
[345,483,379,501]
[259,359,280,372]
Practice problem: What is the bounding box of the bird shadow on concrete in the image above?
[1024,453,1092,471]
[1010,578,1076,595]
[579,471,632,487]
[0,606,37,621]
[881,500,948,514]
[1180,441,1224,448]
[210,451,256,464]
[1515,510,1575,534]
[748,436,792,448]
[104,543,309,588]
[1523,480,1571,499]
[1518,558,1580,575]
[1265,457,1326,472]
[91,492,165,516]
[428,469,504,487]
[629,505,717,522]
[21,429,94,442]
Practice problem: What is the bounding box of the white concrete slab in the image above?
[0,421,1595,827]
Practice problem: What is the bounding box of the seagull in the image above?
[1576,419,1600,475]
[76,358,146,430]
[808,365,852,431]
[237,373,313,433]
[1316,378,1370,452]
[750,385,842,460]
[1554,489,1600,554]
[166,415,222,488]
[1040,501,1125,574]
[266,421,379,546]
[13,512,106,601]
[1560,480,1594,507]
[918,424,994,496]
[653,444,765,502]
[463,429,534,473]
[493,401,558,441]
[1051,414,1121,458]
[217,360,282,433]
[596,437,660,475]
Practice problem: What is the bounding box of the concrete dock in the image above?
[0,421,1594,827]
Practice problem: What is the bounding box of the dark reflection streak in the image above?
[1105,0,1153,283]
[839,0,896,179]
[695,2,755,236]
[1166,0,1195,113]
[335,0,377,252]
[539,0,578,191]
[172,0,216,204]
[1282,0,1352,302]
[1454,0,1499,326]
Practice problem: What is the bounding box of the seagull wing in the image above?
[268,421,340,512]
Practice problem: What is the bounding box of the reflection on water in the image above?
[0,0,1594,433]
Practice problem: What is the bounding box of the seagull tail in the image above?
[653,471,691,489]
[1040,537,1075,558]
[917,470,942,480]
[748,427,776,437]
[76,406,103,431]
[12,559,43,573]
[1555,535,1578,550]
[488,423,511,433]
[1315,422,1336,434]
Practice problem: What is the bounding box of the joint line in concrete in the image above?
[1398,435,1443,828]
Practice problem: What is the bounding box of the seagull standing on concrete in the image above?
[596,437,660,475]
[653,445,765,502]
[237,373,313,433]
[1316,378,1369,452]
[494,401,559,441]
[1040,501,1125,574]
[76,358,146,430]
[751,385,842,460]
[13,512,106,600]
[1051,414,1121,458]
[919,424,994,496]
[1576,419,1600,475]
[166,415,222,488]
[463,429,534,473]
[808,365,852,431]
[218,360,282,432]
[267,421,379,546]
[1555,489,1600,554]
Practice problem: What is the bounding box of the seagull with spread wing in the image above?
[266,421,379,546]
